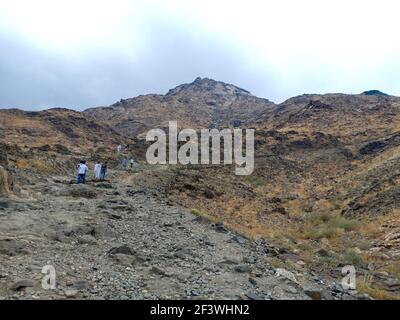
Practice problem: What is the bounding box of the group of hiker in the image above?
[75,144,138,184]
[117,144,129,154]
[76,160,108,184]
[120,158,137,170]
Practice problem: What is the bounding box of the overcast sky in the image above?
[0,0,399,110]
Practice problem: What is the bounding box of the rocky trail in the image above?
[0,168,364,300]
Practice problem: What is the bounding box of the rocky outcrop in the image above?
[0,166,10,195]
[0,144,16,196]
[358,132,400,156]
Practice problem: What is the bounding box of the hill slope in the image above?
[0,108,126,153]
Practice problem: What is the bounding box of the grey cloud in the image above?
[0,21,275,111]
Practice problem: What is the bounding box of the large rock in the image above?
[0,144,18,196]
[0,144,8,167]
[10,279,34,291]
[109,244,136,256]
[0,166,10,194]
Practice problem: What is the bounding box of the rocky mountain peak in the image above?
[166,77,251,97]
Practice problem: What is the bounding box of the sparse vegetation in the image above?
[245,175,265,187]
[343,249,364,267]
[190,208,201,216]
[189,208,222,224]
[357,276,399,300]
[16,159,29,169]
[300,212,359,240]
[32,160,53,173]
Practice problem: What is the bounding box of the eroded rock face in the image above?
[0,166,10,194]
[0,144,14,196]
[0,143,20,197]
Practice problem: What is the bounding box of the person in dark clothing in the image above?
[100,161,108,180]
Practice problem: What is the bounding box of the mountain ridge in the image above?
[1,78,399,148]
[0,77,396,115]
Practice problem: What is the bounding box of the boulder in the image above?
[231,119,242,128]
[359,141,386,155]
[109,244,136,256]
[0,145,17,196]
[275,268,298,284]
[10,279,34,291]
[0,166,10,194]
[234,265,252,273]
[64,289,79,298]
[78,235,97,245]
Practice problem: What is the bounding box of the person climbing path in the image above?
[100,161,108,180]
[77,161,88,184]
[94,161,102,180]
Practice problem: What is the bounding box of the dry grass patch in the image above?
[298,212,359,240]
[189,208,222,224]
[357,276,400,300]
[16,159,29,169]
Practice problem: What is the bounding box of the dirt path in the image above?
[0,170,353,300]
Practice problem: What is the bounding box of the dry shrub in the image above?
[16,159,29,169]
[300,212,359,240]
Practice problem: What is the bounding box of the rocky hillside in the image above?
[84,77,276,137]
[1,78,400,299]
[0,108,127,154]
[262,93,400,143]
[158,88,400,299]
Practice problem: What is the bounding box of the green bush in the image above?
[302,212,359,240]
[344,250,364,267]
[190,208,201,216]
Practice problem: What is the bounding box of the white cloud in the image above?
[0,0,399,108]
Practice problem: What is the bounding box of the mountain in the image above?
[1,78,400,299]
[84,77,276,137]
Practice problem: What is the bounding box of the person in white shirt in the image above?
[76,161,88,184]
[94,161,102,180]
